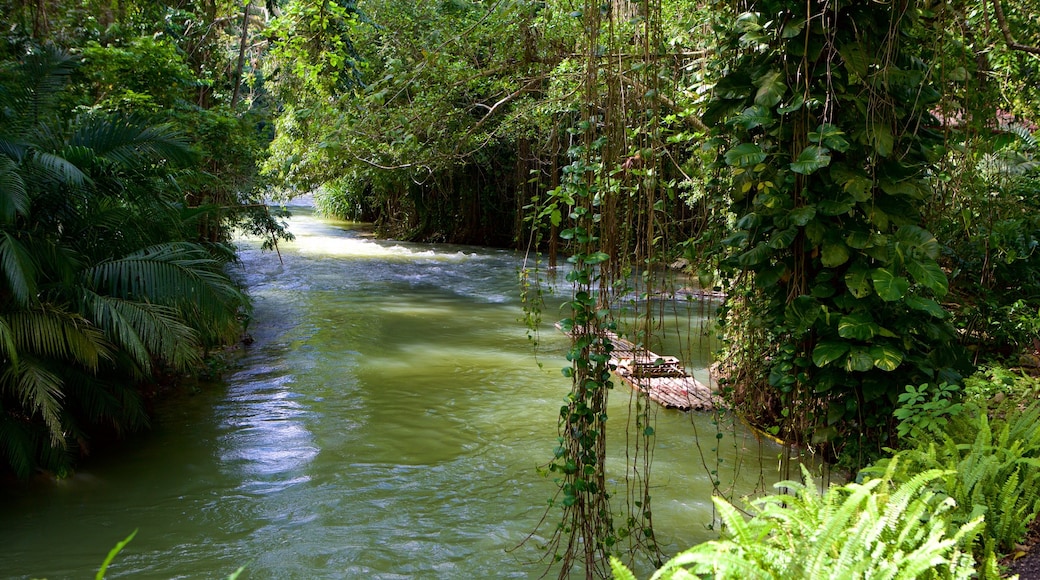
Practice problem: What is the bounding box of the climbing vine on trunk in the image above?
[708,0,964,466]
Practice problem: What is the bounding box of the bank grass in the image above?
[618,367,1040,580]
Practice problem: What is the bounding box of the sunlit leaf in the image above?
[812,341,850,367]
[791,146,831,174]
[872,268,910,301]
[838,312,879,340]
[870,344,904,371]
[725,143,767,167]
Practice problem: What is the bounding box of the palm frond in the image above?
[0,230,39,307]
[6,306,110,371]
[86,242,246,344]
[80,290,201,374]
[26,149,89,187]
[61,367,149,433]
[0,48,79,131]
[0,156,29,223]
[0,413,37,478]
[1,357,66,446]
[70,117,196,170]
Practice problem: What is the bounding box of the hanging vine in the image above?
[706,0,963,468]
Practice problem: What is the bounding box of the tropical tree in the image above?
[0,48,247,477]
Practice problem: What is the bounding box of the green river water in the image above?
[0,207,785,579]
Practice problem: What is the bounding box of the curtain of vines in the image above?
[535,1,667,577]
[708,0,959,468]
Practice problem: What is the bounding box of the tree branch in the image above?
[990,0,1040,55]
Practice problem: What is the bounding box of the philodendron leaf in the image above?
[788,205,817,226]
[845,263,873,298]
[905,295,947,318]
[906,259,949,296]
[838,311,879,340]
[870,344,904,371]
[895,225,941,259]
[809,123,850,152]
[790,145,832,174]
[820,241,850,267]
[725,143,767,167]
[845,347,874,372]
[812,341,850,367]
[754,70,786,108]
[872,268,909,301]
[869,124,895,157]
[785,295,821,331]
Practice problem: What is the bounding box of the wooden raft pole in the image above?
[557,324,717,411]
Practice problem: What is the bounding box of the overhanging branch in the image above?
[990,0,1040,55]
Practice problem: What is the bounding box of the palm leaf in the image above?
[0,48,79,131]
[0,231,39,307]
[25,149,89,187]
[80,290,201,374]
[86,242,246,344]
[0,414,35,478]
[70,117,196,170]
[0,156,29,223]
[6,306,110,371]
[1,357,66,446]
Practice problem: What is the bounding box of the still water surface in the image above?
[0,208,784,578]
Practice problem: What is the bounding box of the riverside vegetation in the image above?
[4,0,1040,578]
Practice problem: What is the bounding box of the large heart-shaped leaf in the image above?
[731,105,773,130]
[905,295,947,318]
[754,70,786,108]
[769,227,798,249]
[809,123,850,152]
[838,312,879,340]
[869,344,904,371]
[738,242,771,266]
[812,341,850,367]
[895,225,941,259]
[790,145,832,175]
[906,259,949,296]
[845,347,874,372]
[844,263,873,298]
[785,295,821,331]
[788,205,817,226]
[725,143,767,167]
[872,268,909,301]
[820,241,850,267]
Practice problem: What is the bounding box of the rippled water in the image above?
[0,208,785,578]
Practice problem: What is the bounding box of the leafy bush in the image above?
[867,400,1040,563]
[612,462,981,580]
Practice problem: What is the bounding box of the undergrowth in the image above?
[617,368,1040,580]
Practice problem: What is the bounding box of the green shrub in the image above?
[613,462,981,580]
[867,401,1040,564]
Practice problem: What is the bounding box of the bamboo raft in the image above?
[557,324,717,411]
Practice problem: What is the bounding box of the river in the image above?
[0,207,784,578]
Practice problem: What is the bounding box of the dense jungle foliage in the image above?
[3,0,1040,577]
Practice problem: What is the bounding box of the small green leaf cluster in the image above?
[893,383,964,440]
